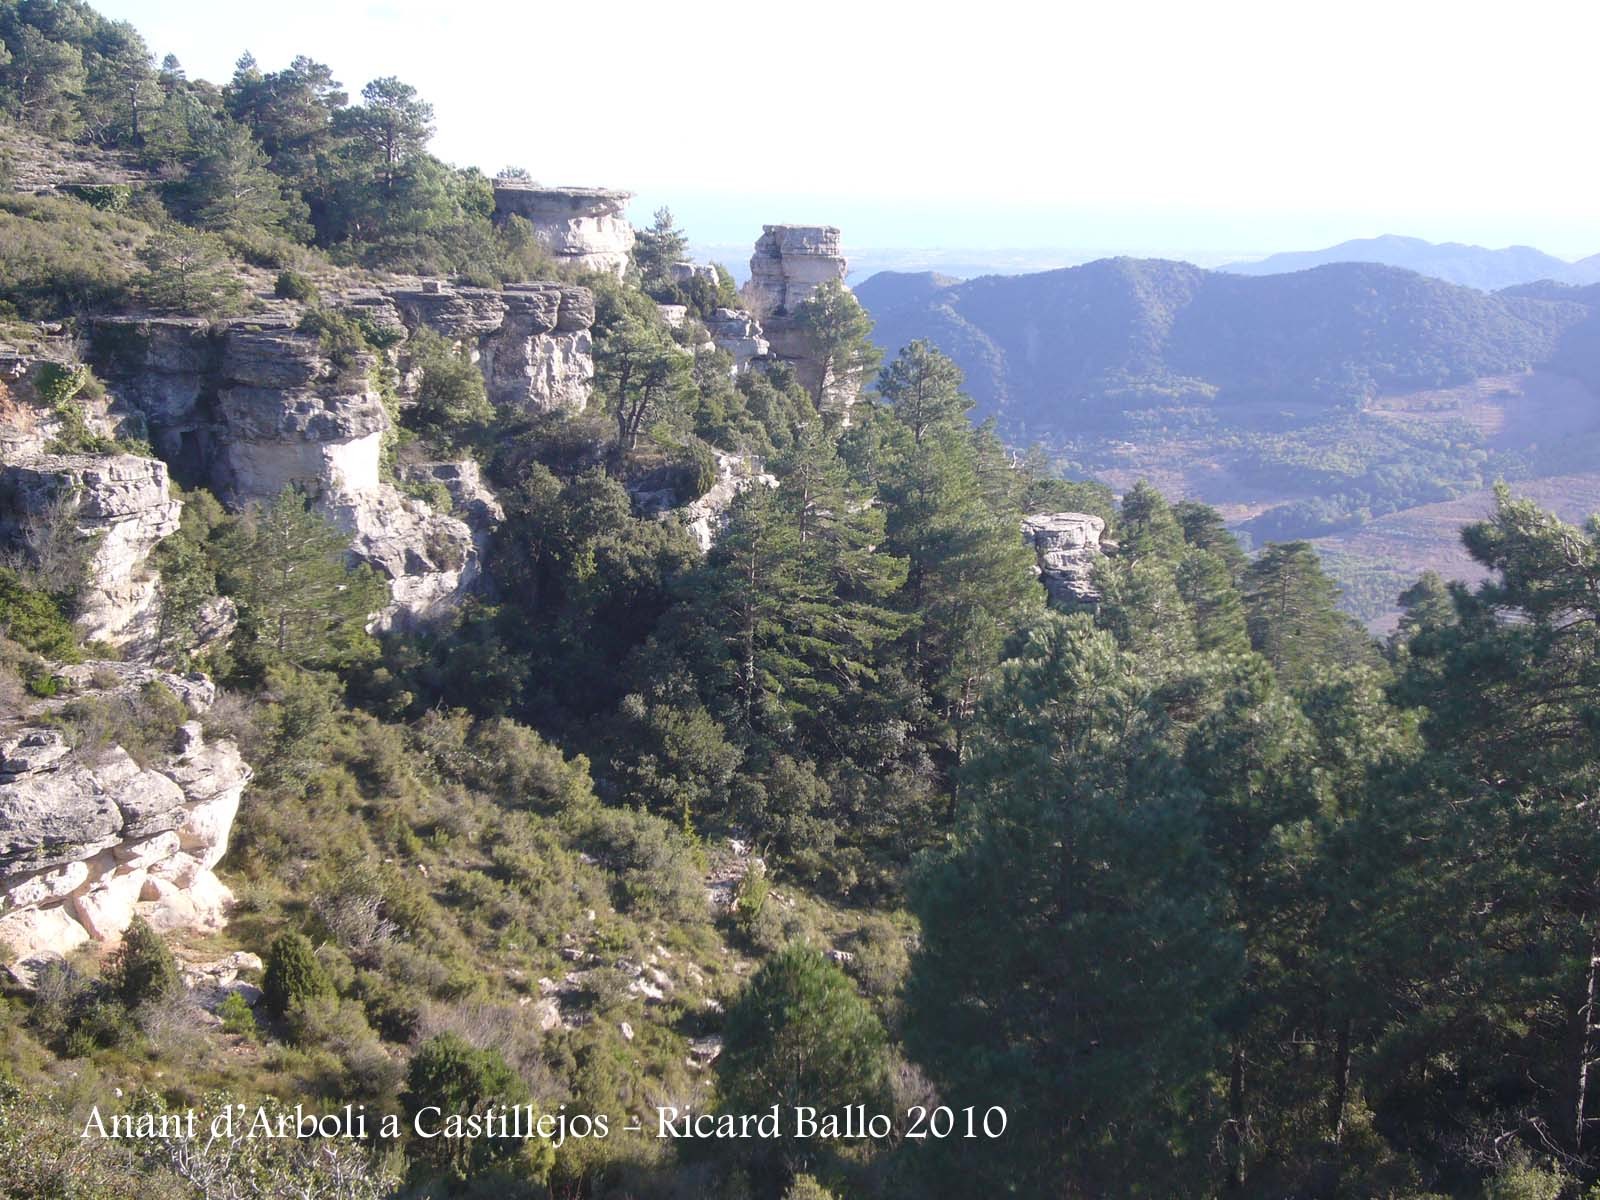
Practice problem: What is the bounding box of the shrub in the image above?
[219,991,258,1039]
[273,268,319,303]
[262,931,335,1018]
[103,917,181,1008]
[0,567,80,660]
[407,326,492,440]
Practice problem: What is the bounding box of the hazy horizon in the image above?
[94,0,1600,262]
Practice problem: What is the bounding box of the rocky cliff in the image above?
[743,225,860,412]
[492,184,635,277]
[85,279,595,630]
[0,663,251,983]
[0,453,180,652]
[1022,512,1106,607]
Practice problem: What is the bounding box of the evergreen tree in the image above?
[135,225,246,316]
[906,616,1238,1196]
[719,945,890,1176]
[334,75,433,193]
[792,279,881,411]
[875,339,968,445]
[215,487,388,670]
[632,205,688,294]
[104,916,180,1008]
[1242,540,1373,689]
[261,931,333,1017]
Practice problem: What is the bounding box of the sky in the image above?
[95,0,1600,263]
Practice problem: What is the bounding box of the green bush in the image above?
[0,568,80,660]
[273,268,319,303]
[219,991,258,1038]
[261,931,335,1018]
[103,917,181,1008]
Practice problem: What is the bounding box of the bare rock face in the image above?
[743,225,860,413]
[670,262,719,286]
[91,314,492,631]
[400,459,505,529]
[0,666,252,984]
[481,284,595,414]
[745,225,847,316]
[0,453,180,651]
[215,324,388,501]
[390,281,595,415]
[491,184,635,277]
[1022,512,1107,607]
[704,308,770,373]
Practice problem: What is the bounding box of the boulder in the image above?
[0,665,252,976]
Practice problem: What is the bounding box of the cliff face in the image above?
[491,184,635,277]
[86,280,596,630]
[0,663,251,982]
[742,224,860,413]
[388,281,595,414]
[0,454,180,652]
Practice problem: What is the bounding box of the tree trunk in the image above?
[1226,1041,1247,1194]
[1329,1016,1352,1142]
[1575,922,1600,1150]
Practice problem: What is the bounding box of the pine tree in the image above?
[793,279,881,411]
[875,339,969,445]
[719,945,889,1175]
[1242,541,1372,689]
[215,487,388,670]
[905,616,1238,1196]
[632,206,688,293]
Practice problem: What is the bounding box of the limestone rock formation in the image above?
[677,452,778,552]
[90,313,498,630]
[389,281,595,415]
[0,664,251,983]
[1022,512,1107,607]
[704,308,770,373]
[743,226,860,411]
[0,453,180,651]
[400,460,505,529]
[491,184,635,277]
[745,226,847,316]
[669,262,719,286]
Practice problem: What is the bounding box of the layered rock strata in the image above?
[743,225,858,411]
[0,664,251,983]
[491,184,634,277]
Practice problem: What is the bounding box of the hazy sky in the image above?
[97,0,1599,260]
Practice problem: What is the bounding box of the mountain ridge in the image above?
[1222,233,1600,290]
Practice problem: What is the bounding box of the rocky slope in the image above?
[0,663,251,983]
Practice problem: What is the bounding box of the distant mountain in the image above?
[1222,234,1600,291]
[856,259,1588,434]
[857,258,1600,627]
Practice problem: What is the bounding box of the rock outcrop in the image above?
[704,308,770,373]
[90,311,516,630]
[1022,512,1107,607]
[743,225,860,412]
[491,184,634,277]
[677,452,778,552]
[0,664,251,984]
[745,225,847,316]
[0,453,180,651]
[388,281,595,415]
